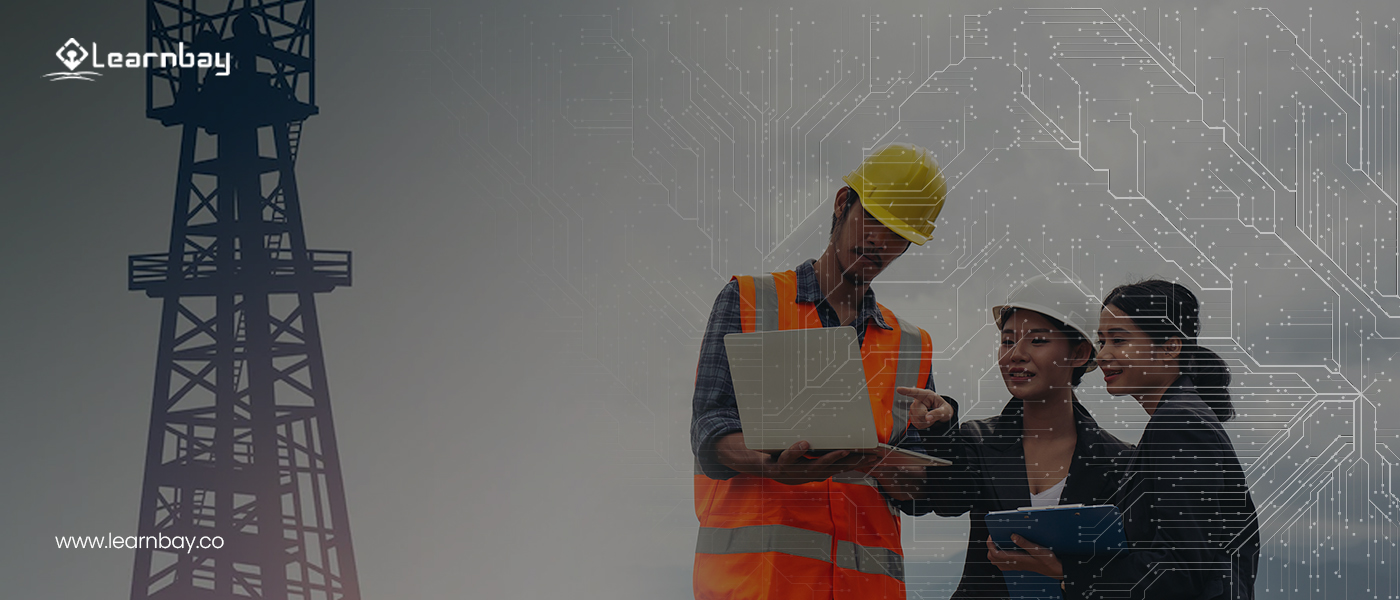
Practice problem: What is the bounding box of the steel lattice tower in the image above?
[128,2,360,599]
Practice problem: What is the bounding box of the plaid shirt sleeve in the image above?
[690,279,745,480]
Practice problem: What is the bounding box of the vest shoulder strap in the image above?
[735,273,782,332]
[879,304,933,439]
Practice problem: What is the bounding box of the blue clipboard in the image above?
[985,504,1126,599]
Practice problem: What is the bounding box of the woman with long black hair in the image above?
[987,279,1261,600]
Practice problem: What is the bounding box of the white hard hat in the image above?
[991,274,1101,372]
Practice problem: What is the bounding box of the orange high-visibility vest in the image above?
[693,271,934,600]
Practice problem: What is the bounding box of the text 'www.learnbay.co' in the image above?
[55,533,225,554]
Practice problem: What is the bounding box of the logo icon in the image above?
[46,38,100,81]
[57,38,87,70]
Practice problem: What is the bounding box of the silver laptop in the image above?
[723,327,951,466]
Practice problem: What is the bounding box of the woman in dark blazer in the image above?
[906,275,1133,599]
[987,279,1260,600]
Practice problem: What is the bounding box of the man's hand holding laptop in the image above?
[715,387,952,497]
[714,432,881,485]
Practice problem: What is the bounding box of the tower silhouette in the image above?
[128,2,360,599]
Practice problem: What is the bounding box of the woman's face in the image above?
[1095,304,1180,398]
[997,309,1088,401]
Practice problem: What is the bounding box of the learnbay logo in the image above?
[45,37,231,82]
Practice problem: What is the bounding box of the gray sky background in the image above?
[3,0,1399,598]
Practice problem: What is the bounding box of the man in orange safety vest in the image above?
[691,143,957,599]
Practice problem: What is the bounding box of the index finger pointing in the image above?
[898,387,946,408]
[896,386,932,400]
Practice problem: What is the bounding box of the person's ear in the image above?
[1159,336,1182,361]
[835,186,855,215]
[1068,340,1093,369]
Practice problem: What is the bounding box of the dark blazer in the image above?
[1061,376,1261,600]
[916,396,1133,599]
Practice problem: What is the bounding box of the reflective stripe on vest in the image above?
[695,524,833,563]
[835,539,906,581]
[752,274,780,332]
[890,316,923,444]
[694,525,906,583]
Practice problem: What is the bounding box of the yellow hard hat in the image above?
[841,143,947,245]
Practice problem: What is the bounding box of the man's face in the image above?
[831,191,911,286]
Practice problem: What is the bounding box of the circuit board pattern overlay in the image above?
[414,4,1400,597]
